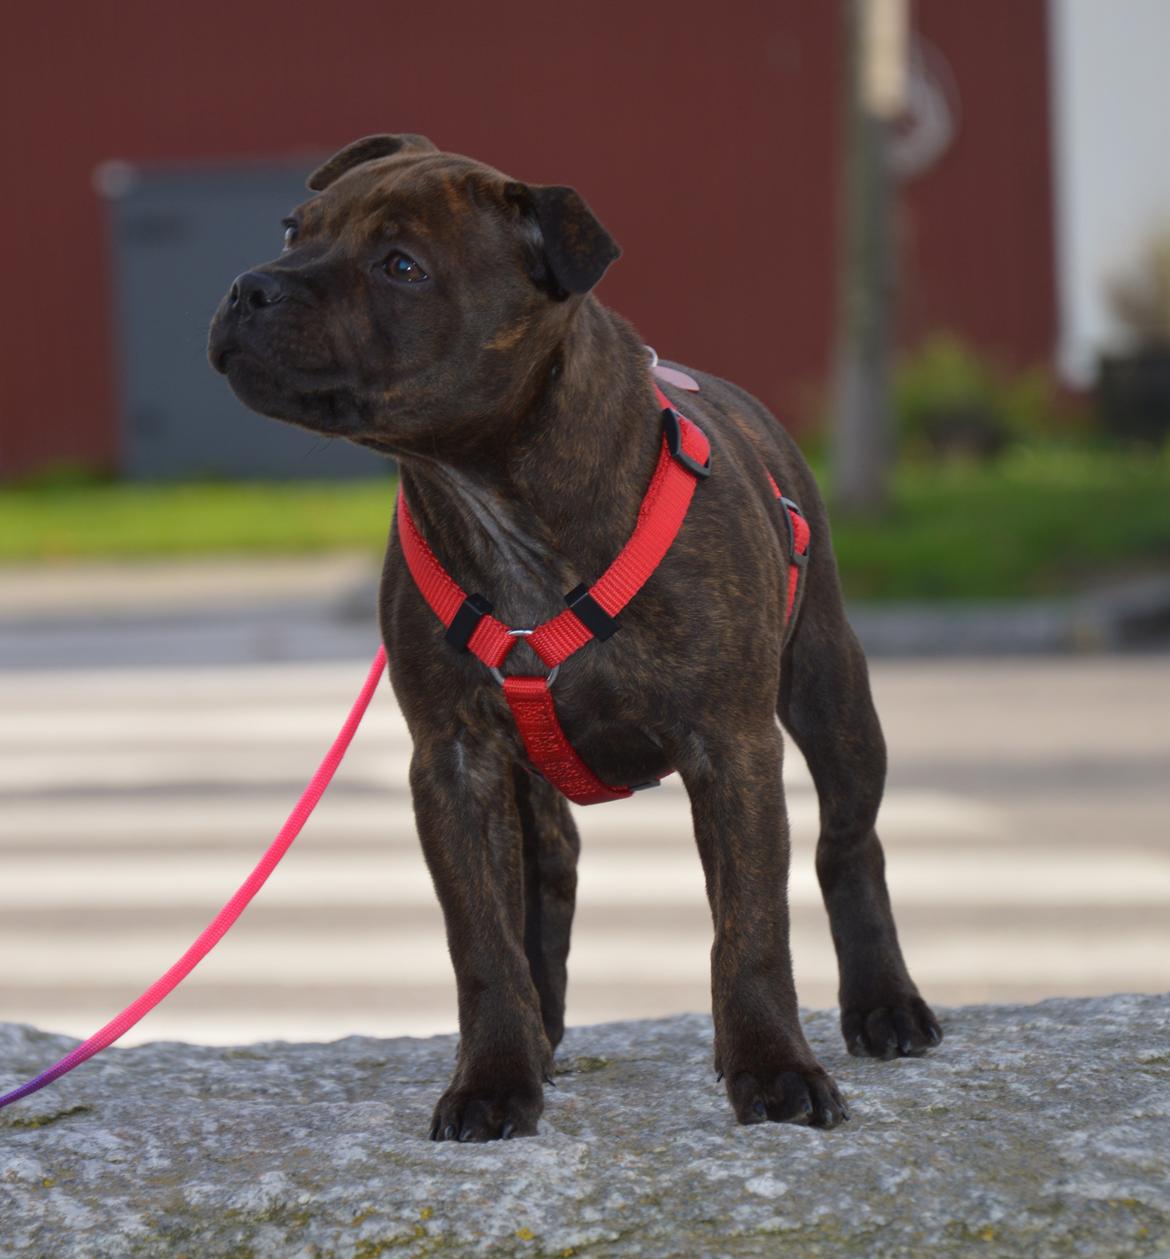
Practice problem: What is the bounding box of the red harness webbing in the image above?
[397,385,809,805]
[764,469,812,621]
[500,675,630,804]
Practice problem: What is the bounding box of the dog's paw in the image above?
[428,1081,544,1142]
[841,996,942,1060]
[727,1066,849,1129]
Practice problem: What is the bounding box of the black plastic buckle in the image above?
[779,496,810,567]
[662,408,712,479]
[630,779,661,792]
[564,583,621,641]
[445,593,494,652]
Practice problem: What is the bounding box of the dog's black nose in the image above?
[229,271,286,313]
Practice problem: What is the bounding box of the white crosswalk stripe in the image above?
[1,657,1167,1047]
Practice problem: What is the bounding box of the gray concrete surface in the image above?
[0,558,1167,1048]
[1,995,1168,1257]
[3,555,1169,669]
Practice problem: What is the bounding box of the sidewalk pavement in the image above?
[0,554,374,621]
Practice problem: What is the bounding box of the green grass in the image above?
[2,445,1168,601]
[0,478,398,561]
[824,444,1170,600]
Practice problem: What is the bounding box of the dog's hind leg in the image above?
[515,766,580,1050]
[778,574,943,1060]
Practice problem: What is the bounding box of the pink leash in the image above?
[0,646,388,1112]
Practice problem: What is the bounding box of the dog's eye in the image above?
[282,221,298,251]
[385,251,429,284]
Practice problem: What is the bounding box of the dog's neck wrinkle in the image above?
[432,464,554,585]
[398,300,663,623]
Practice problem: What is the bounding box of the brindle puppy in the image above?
[208,133,942,1141]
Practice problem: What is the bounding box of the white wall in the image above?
[1050,0,1170,384]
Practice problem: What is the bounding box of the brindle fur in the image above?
[208,134,941,1142]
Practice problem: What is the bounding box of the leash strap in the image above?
[0,647,388,1112]
[0,395,813,1106]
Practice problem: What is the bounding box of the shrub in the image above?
[1106,225,1170,350]
[894,334,1060,460]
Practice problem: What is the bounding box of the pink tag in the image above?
[653,363,701,392]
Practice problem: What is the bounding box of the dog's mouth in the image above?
[208,316,406,457]
[208,317,256,378]
[351,432,401,456]
[208,318,236,376]
[214,344,357,432]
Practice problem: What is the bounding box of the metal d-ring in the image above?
[489,628,561,688]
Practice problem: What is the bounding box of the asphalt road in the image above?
[0,568,1167,1047]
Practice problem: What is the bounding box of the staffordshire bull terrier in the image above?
[208,133,941,1141]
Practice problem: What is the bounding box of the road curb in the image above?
[850,575,1170,656]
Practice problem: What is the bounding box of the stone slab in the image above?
[1,994,1168,1257]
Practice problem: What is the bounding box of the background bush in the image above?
[894,334,1069,460]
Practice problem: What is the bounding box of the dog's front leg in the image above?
[410,737,551,1141]
[681,721,849,1129]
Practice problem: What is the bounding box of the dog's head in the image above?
[207,134,620,459]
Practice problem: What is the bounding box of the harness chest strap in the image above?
[500,676,633,804]
[397,386,810,805]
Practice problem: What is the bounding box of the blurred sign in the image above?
[100,159,387,480]
[890,36,960,180]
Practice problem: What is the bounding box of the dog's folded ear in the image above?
[308,134,438,191]
[506,182,621,298]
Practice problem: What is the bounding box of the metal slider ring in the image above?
[489,628,561,688]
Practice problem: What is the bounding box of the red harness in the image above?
[397,384,810,805]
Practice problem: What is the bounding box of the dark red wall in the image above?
[902,2,1056,361]
[1,1,1053,479]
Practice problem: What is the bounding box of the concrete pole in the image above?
[832,0,908,517]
